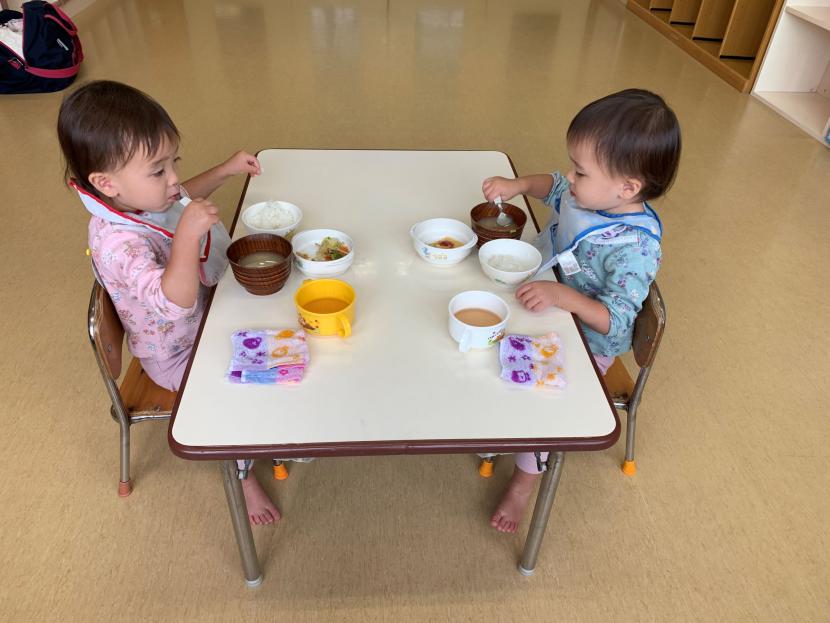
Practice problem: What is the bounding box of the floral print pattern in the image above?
[543,173,662,357]
[89,217,209,363]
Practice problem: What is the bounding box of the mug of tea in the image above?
[448,290,510,352]
[294,278,355,337]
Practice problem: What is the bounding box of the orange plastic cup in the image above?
[294,279,355,337]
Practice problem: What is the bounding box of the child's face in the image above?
[91,135,181,213]
[565,141,642,213]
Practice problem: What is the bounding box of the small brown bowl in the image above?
[226,234,293,295]
[470,202,527,248]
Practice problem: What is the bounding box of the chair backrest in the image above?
[631,281,666,369]
[88,280,125,380]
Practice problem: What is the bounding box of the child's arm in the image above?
[161,199,221,307]
[515,281,611,335]
[181,150,261,199]
[482,174,555,202]
[516,240,660,338]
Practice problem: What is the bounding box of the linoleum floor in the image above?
[0,0,828,621]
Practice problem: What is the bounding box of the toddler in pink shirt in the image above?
[58,80,279,527]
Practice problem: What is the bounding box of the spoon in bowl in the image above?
[494,196,514,227]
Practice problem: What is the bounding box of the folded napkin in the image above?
[499,333,566,390]
[227,329,309,384]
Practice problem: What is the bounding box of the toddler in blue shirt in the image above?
[482,89,681,533]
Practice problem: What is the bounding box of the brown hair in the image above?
[566,89,681,201]
[57,80,179,196]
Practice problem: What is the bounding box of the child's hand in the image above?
[222,150,261,177]
[177,198,221,243]
[482,176,522,202]
[515,280,571,313]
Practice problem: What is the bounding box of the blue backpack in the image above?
[0,1,83,94]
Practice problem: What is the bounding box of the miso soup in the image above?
[238,251,284,268]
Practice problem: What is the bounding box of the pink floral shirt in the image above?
[89,216,208,363]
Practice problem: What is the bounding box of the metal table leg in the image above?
[220,460,263,587]
[518,451,565,576]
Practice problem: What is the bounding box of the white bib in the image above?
[75,181,230,286]
[532,190,662,277]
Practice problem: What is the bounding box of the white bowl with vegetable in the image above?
[478,238,543,287]
[409,218,477,266]
[292,229,354,277]
[241,200,303,238]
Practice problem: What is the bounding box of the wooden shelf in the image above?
[754,91,830,142]
[628,0,771,90]
[693,0,737,39]
[753,0,830,146]
[786,5,830,31]
[721,0,777,57]
[671,0,704,24]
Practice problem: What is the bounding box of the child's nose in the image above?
[565,169,575,184]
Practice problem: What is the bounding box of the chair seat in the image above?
[120,359,176,416]
[603,358,634,406]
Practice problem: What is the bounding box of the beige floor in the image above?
[1,0,828,620]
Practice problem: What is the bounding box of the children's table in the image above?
[169,149,619,587]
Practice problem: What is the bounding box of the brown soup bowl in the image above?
[226,234,293,296]
[470,202,527,248]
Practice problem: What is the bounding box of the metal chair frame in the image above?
[87,277,174,496]
[604,281,666,475]
[477,281,666,477]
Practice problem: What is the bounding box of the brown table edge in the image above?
[168,149,621,460]
[169,433,621,461]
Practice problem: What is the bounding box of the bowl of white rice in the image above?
[241,200,302,238]
[478,238,542,287]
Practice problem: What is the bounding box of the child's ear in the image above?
[88,172,118,198]
[620,177,643,201]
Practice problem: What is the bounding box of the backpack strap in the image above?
[47,4,78,35]
[24,61,80,78]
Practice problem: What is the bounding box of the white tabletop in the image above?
[170,150,617,458]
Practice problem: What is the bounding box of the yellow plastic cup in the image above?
[294,278,355,337]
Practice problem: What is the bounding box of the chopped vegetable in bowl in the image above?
[297,236,351,261]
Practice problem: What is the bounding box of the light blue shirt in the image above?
[541,173,662,357]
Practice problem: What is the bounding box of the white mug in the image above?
[448,291,510,352]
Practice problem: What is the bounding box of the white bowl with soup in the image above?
[448,290,510,352]
[478,238,543,287]
[409,218,478,266]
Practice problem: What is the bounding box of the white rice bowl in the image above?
[478,238,542,287]
[242,200,302,237]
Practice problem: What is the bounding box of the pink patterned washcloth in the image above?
[499,333,566,390]
[227,328,309,384]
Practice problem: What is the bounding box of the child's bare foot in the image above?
[241,474,281,526]
[490,467,539,533]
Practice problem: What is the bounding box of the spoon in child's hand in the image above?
[494,196,514,227]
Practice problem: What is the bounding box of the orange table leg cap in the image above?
[621,460,637,476]
[118,480,133,497]
[478,459,494,478]
[273,464,289,480]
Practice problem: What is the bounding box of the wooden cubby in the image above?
[753,0,830,146]
[627,0,783,92]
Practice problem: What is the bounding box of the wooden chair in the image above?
[87,279,176,496]
[603,281,666,475]
[476,281,666,478]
